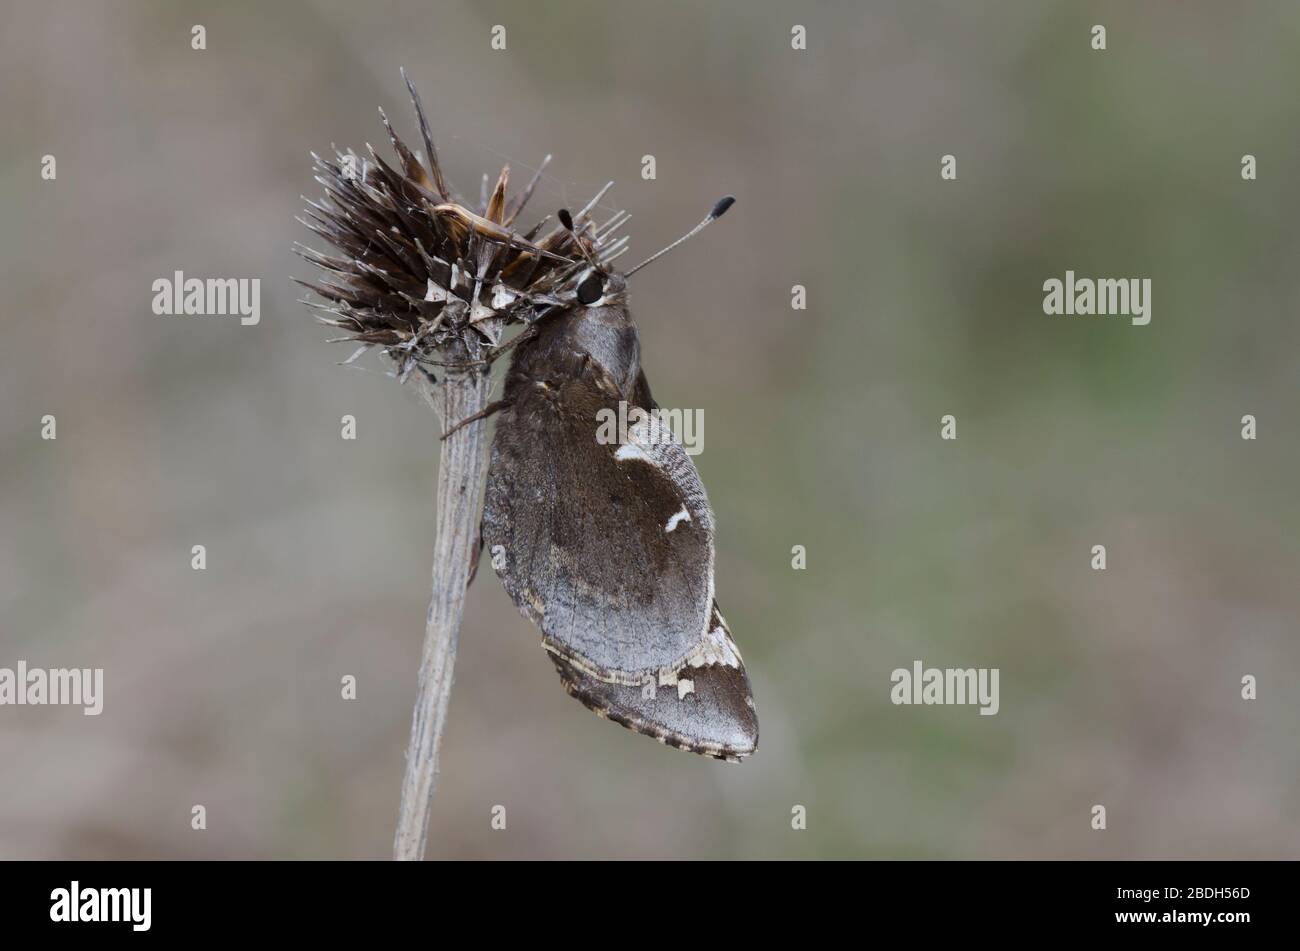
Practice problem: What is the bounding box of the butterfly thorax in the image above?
[505,292,643,405]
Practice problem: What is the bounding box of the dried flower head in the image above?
[295,69,630,379]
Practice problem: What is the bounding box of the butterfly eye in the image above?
[576,271,604,305]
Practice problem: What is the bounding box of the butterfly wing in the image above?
[482,354,757,758]
[552,602,757,761]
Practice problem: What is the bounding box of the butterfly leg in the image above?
[485,327,536,365]
[466,521,486,589]
[441,398,513,440]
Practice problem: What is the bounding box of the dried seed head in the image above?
[296,70,627,377]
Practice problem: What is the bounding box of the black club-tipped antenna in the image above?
[624,195,735,277]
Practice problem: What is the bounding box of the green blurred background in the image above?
[2,0,1298,858]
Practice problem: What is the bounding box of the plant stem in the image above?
[393,361,493,861]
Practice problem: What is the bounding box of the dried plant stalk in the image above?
[297,70,625,860]
[392,362,492,861]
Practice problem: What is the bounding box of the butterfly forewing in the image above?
[481,296,758,759]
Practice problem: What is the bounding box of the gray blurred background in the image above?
[2,0,1298,859]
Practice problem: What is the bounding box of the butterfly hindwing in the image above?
[552,602,757,761]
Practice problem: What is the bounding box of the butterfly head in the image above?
[572,267,628,310]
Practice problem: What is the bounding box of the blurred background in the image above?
[2,0,1298,859]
